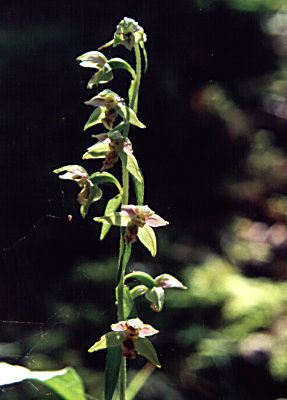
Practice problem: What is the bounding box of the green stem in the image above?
[130,43,142,113]
[117,41,142,400]
[119,357,127,400]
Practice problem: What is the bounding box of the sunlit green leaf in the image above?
[135,338,161,368]
[100,194,122,240]
[82,140,109,159]
[124,271,156,289]
[89,171,122,194]
[116,104,145,128]
[0,363,86,400]
[120,151,143,183]
[105,347,121,400]
[145,287,165,312]
[108,58,136,79]
[94,212,130,226]
[88,331,124,352]
[137,225,157,257]
[84,107,106,131]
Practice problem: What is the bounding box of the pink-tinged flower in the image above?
[111,318,159,338]
[111,318,159,359]
[121,205,169,228]
[92,132,132,172]
[154,274,187,290]
[85,90,124,130]
[54,165,103,218]
[121,205,169,244]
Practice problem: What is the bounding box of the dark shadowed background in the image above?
[2,0,287,399]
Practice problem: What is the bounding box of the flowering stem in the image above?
[118,42,142,400]
[119,357,127,400]
[131,43,141,113]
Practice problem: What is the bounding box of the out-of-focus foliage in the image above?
[196,0,287,12]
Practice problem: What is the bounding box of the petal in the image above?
[79,61,102,69]
[77,51,107,65]
[111,321,127,332]
[121,205,138,218]
[84,96,106,108]
[154,273,187,289]
[93,133,110,144]
[139,324,159,337]
[146,214,169,227]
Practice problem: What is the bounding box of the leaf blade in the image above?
[137,225,157,257]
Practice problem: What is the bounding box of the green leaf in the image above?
[83,141,109,159]
[100,194,122,240]
[88,331,124,352]
[145,287,165,312]
[116,104,145,128]
[131,168,144,205]
[84,106,106,130]
[0,363,86,400]
[120,151,143,183]
[124,271,156,289]
[94,212,130,227]
[140,41,148,73]
[105,346,121,400]
[116,285,137,319]
[137,225,157,257]
[80,183,102,219]
[135,338,161,368]
[130,284,149,300]
[108,58,136,79]
[89,171,122,194]
[118,242,132,282]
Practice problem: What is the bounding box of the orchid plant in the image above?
[54,17,186,400]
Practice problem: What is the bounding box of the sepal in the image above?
[117,103,146,128]
[88,331,124,353]
[94,212,131,226]
[134,338,161,368]
[145,287,165,312]
[119,151,144,183]
[100,194,122,240]
[137,225,157,257]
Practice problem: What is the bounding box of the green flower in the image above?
[77,51,113,89]
[113,17,147,51]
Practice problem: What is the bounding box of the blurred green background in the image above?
[2,0,287,399]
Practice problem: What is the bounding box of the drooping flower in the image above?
[77,51,113,89]
[88,317,161,367]
[94,205,169,256]
[84,89,145,131]
[53,165,102,218]
[92,132,132,172]
[85,89,124,130]
[83,131,143,183]
[111,318,159,359]
[125,271,187,312]
[121,205,169,245]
